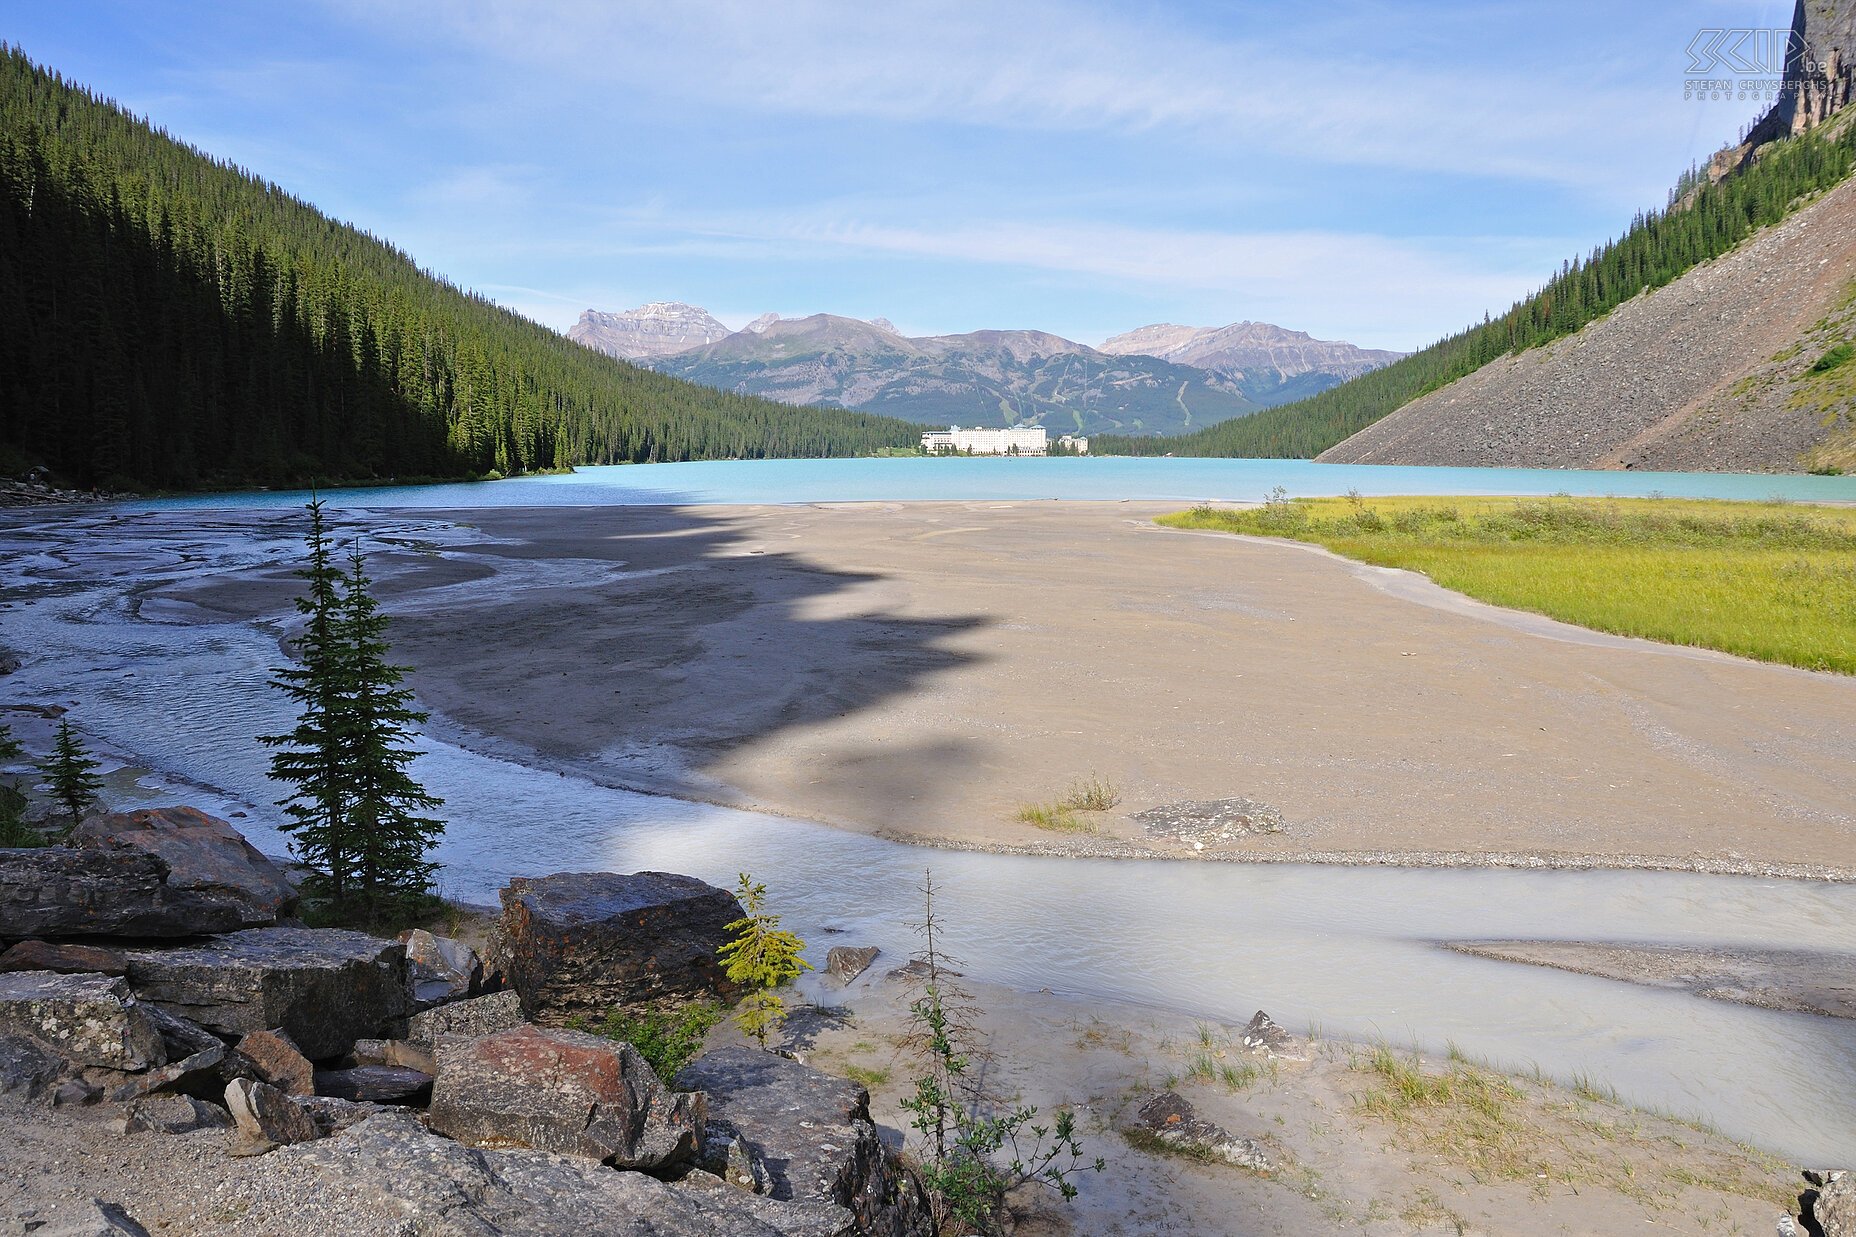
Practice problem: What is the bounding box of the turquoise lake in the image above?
[136,455,1856,509]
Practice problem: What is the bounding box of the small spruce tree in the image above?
[0,721,34,847]
[261,499,356,900]
[40,719,102,830]
[718,873,812,1047]
[336,548,444,916]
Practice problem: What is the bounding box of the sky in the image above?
[1,0,1797,352]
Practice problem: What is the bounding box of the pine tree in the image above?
[0,721,32,847]
[40,719,102,829]
[717,873,812,1047]
[335,547,444,914]
[261,498,356,900]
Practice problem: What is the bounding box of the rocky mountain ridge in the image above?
[568,303,1399,437]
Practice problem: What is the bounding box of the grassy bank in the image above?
[1159,494,1856,674]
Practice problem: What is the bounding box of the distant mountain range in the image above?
[567,304,1402,437]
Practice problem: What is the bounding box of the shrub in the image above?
[573,1000,724,1080]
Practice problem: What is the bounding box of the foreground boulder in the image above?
[0,971,167,1071]
[429,1024,703,1171]
[1132,1091,1274,1171]
[0,1031,66,1100]
[678,1045,931,1236]
[232,1028,315,1096]
[282,1109,842,1236]
[225,1077,322,1156]
[122,927,411,1058]
[825,946,879,984]
[1806,1170,1854,1237]
[0,849,244,939]
[401,928,482,1008]
[71,807,295,925]
[314,1064,432,1105]
[497,871,743,1024]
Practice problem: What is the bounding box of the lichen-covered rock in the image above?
[677,1046,930,1236]
[0,940,127,976]
[280,1109,827,1235]
[429,1024,703,1171]
[0,971,167,1072]
[121,927,411,1058]
[408,989,525,1048]
[233,1028,314,1096]
[225,1077,321,1156]
[1809,1170,1855,1237]
[1132,1091,1274,1172]
[1239,1010,1307,1061]
[71,807,295,925]
[497,871,743,1024]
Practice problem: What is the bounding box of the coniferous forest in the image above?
[1096,118,1856,459]
[0,47,919,490]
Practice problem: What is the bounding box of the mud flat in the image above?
[144,499,1856,876]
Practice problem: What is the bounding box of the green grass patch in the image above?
[1160,494,1856,673]
[843,1063,890,1088]
[1014,776,1122,833]
[570,1000,724,1080]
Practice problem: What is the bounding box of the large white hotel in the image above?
[919,426,1089,455]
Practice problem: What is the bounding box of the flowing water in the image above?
[4,470,1855,1163]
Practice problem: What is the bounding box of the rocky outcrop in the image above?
[428,1024,703,1171]
[71,807,294,925]
[1806,1169,1855,1236]
[677,1046,929,1236]
[279,1109,827,1236]
[1131,1091,1275,1171]
[408,989,525,1048]
[567,302,733,361]
[0,972,167,1072]
[497,871,743,1024]
[121,927,411,1058]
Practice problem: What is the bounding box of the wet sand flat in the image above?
[160,500,1856,874]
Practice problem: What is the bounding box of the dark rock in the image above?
[122,926,411,1058]
[121,1093,232,1134]
[1131,1091,1274,1171]
[0,971,167,1071]
[0,848,245,939]
[347,1037,437,1075]
[297,1094,384,1137]
[34,1200,151,1237]
[1239,1010,1307,1061]
[407,989,525,1048]
[109,1039,226,1102]
[141,1004,223,1061]
[280,1109,831,1235]
[677,1045,930,1236]
[884,958,959,982]
[51,1078,100,1107]
[314,1064,432,1105]
[429,1023,703,1170]
[71,807,295,925]
[497,871,743,1024]
[401,928,481,1009]
[825,946,879,984]
[0,941,126,975]
[232,1028,314,1096]
[225,1076,321,1156]
[0,1031,65,1100]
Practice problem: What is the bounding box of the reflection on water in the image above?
[2,509,1853,1164]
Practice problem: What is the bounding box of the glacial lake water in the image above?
[134,454,1856,510]
[4,485,1854,1164]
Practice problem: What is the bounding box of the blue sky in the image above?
[2,1,1794,351]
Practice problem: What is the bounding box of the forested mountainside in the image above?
[0,48,918,490]
[1096,111,1856,459]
